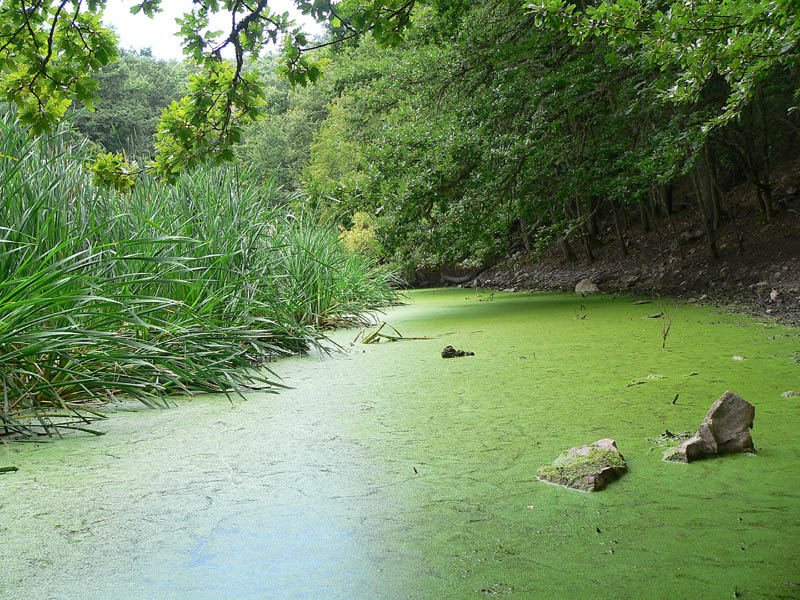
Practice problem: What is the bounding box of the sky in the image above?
[102,0,326,61]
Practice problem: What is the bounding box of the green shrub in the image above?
[0,114,399,439]
[339,211,379,256]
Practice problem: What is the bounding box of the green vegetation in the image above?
[7,3,797,267]
[0,115,398,439]
[0,0,417,185]
[296,0,800,270]
[70,49,189,161]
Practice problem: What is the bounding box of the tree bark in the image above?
[560,238,577,263]
[611,199,628,256]
[692,168,719,259]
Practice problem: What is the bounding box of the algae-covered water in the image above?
[2,289,799,599]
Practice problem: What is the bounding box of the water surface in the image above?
[2,290,799,599]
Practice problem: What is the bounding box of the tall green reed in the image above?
[0,115,399,439]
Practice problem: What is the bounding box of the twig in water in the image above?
[656,297,679,349]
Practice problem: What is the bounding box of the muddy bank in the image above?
[423,189,800,325]
[473,246,800,326]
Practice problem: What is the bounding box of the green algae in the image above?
[1,289,799,599]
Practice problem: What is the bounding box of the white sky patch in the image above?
[102,0,326,61]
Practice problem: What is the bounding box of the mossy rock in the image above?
[537,442,627,492]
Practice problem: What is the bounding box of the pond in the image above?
[2,289,799,599]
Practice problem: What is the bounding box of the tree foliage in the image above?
[70,50,188,159]
[299,0,800,269]
[529,0,800,130]
[3,0,799,267]
[0,0,418,188]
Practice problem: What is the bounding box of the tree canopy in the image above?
[0,0,416,186]
[293,0,800,269]
[2,0,800,269]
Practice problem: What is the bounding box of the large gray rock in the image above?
[575,279,600,294]
[663,391,755,463]
[537,438,626,492]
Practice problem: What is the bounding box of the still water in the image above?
[2,289,799,599]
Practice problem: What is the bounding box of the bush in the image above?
[0,115,399,439]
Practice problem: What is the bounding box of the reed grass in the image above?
[0,115,399,439]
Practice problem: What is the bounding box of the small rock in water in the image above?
[441,345,474,359]
[536,438,627,492]
[663,391,755,463]
[781,391,800,398]
[575,279,600,294]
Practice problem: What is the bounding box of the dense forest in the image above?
[65,1,800,275]
[1,0,799,435]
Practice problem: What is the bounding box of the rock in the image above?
[663,391,755,463]
[622,275,639,287]
[441,345,474,359]
[575,279,600,294]
[781,391,800,398]
[536,438,627,492]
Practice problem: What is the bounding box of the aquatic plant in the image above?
[0,115,399,439]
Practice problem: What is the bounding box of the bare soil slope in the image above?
[473,176,800,325]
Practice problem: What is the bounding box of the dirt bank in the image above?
[451,181,800,325]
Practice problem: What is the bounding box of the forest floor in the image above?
[467,175,800,326]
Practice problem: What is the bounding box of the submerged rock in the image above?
[575,279,600,294]
[441,345,474,358]
[663,391,755,463]
[536,438,627,492]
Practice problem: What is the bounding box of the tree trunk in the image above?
[611,199,628,256]
[656,184,684,259]
[519,216,531,253]
[692,168,719,259]
[662,184,674,215]
[639,201,650,233]
[705,144,723,232]
[560,238,577,263]
[731,115,773,223]
[581,229,595,262]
